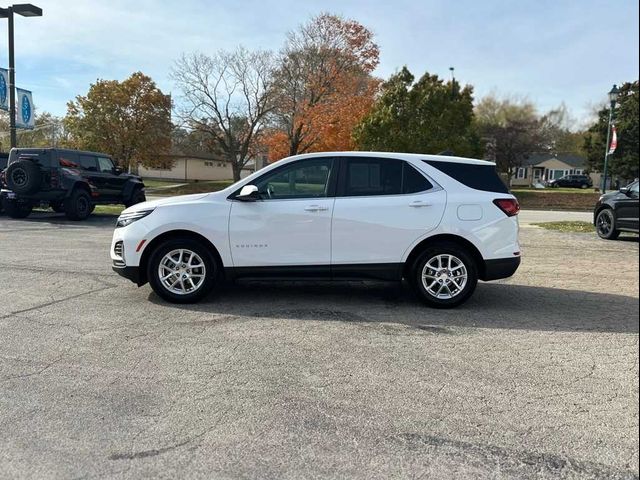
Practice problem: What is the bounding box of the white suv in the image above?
[111,152,520,308]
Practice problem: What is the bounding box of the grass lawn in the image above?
[532,221,595,233]
[512,190,600,211]
[142,179,184,189]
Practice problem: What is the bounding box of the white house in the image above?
[138,154,261,181]
[510,153,601,187]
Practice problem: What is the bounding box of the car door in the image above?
[77,154,104,195]
[97,156,127,199]
[228,157,336,270]
[616,181,640,230]
[331,157,446,268]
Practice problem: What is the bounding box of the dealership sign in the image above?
[0,68,8,111]
[16,88,35,129]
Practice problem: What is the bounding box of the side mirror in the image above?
[236,185,260,201]
[620,187,631,196]
[114,166,123,175]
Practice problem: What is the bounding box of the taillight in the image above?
[493,198,520,217]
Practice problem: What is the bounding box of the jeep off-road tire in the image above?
[50,201,65,213]
[64,189,93,221]
[2,197,33,219]
[6,161,42,195]
[125,188,146,208]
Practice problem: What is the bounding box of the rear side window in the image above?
[424,160,509,194]
[345,158,402,196]
[343,158,433,196]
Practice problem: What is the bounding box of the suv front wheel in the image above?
[147,238,218,303]
[64,189,93,221]
[412,243,478,308]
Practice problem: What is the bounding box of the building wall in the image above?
[139,157,252,181]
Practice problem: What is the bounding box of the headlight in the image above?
[116,209,154,228]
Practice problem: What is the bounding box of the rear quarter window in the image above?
[8,150,51,168]
[424,160,509,194]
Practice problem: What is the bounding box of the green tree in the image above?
[64,72,172,172]
[584,81,639,181]
[475,95,543,175]
[353,67,480,157]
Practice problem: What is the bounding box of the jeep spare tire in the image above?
[6,161,42,194]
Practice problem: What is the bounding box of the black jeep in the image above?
[1,148,146,220]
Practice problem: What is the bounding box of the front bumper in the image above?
[482,257,521,281]
[112,265,142,285]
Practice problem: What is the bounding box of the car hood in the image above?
[121,193,210,214]
[599,190,620,202]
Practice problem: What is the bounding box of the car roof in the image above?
[289,151,495,166]
[10,147,112,157]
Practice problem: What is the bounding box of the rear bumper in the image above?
[112,265,142,285]
[482,257,521,281]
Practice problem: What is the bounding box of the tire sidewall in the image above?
[2,197,32,219]
[596,209,619,240]
[125,188,146,208]
[6,161,41,195]
[147,238,218,304]
[412,243,478,308]
[65,189,93,220]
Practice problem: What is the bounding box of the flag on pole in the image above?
[16,88,35,129]
[608,124,618,154]
[0,68,8,111]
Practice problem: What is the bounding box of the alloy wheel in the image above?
[158,249,207,295]
[421,254,468,300]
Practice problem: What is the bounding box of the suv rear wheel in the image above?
[64,189,93,221]
[147,238,218,304]
[411,242,478,308]
[2,198,33,219]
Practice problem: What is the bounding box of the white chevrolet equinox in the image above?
[111,152,521,308]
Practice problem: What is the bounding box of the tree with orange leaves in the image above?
[265,13,380,162]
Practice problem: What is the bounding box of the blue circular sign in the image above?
[21,93,32,124]
[0,74,6,107]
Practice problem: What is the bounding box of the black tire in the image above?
[50,201,65,213]
[64,189,93,221]
[596,208,620,240]
[411,242,478,309]
[147,238,218,304]
[125,187,146,208]
[2,197,33,219]
[6,161,42,195]
[580,183,588,189]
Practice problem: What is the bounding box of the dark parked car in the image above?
[548,174,593,189]
[594,181,639,240]
[1,148,146,220]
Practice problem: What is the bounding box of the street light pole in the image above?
[0,3,43,149]
[7,6,16,148]
[601,84,619,194]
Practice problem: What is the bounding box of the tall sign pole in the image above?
[8,5,16,148]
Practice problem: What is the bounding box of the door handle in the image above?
[304,205,328,212]
[409,201,431,208]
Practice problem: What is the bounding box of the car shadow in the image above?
[0,211,117,226]
[148,281,639,334]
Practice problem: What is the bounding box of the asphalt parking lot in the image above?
[1,212,638,479]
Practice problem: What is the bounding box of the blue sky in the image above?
[3,0,638,127]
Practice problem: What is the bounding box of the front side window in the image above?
[629,182,639,196]
[254,158,333,199]
[79,155,98,171]
[98,157,115,173]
